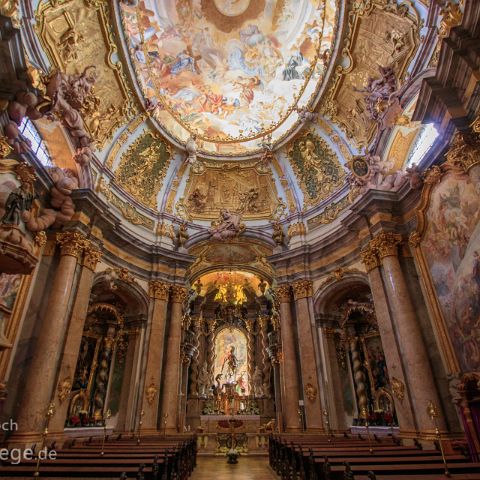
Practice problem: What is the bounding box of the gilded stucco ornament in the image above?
[36,0,137,149]
[287,222,307,240]
[57,377,72,403]
[292,280,313,300]
[287,131,345,207]
[56,231,87,259]
[0,0,21,28]
[275,285,291,303]
[145,380,158,406]
[369,232,402,259]
[82,242,102,272]
[307,195,351,229]
[360,245,380,272]
[445,131,480,172]
[320,0,420,148]
[115,132,171,210]
[0,137,13,158]
[390,376,405,402]
[305,383,317,402]
[148,281,170,301]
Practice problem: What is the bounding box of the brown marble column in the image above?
[292,280,324,432]
[141,281,170,432]
[160,285,187,433]
[360,245,416,433]
[276,285,300,432]
[49,241,102,438]
[370,232,445,433]
[11,232,86,444]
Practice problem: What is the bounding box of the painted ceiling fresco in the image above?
[120,0,339,154]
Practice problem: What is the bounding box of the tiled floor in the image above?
[191,456,278,479]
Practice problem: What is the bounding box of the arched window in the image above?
[406,123,439,167]
[19,117,52,166]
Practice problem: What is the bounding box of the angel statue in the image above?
[209,209,245,241]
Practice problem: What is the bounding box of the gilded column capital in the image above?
[360,245,380,272]
[148,280,170,300]
[292,279,313,300]
[370,232,402,259]
[56,232,86,259]
[82,242,102,271]
[170,285,188,303]
[275,284,292,303]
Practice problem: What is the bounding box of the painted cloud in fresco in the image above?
[120,0,338,154]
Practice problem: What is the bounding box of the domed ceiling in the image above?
[120,0,338,155]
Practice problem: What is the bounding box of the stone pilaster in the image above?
[292,280,324,432]
[160,285,187,433]
[141,281,170,432]
[276,284,301,431]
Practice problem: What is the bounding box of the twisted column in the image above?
[259,315,271,398]
[12,232,87,444]
[141,280,169,432]
[206,319,216,388]
[369,232,445,432]
[93,326,116,420]
[292,280,324,432]
[49,241,102,436]
[276,285,300,431]
[349,337,368,419]
[189,316,202,397]
[245,319,255,396]
[160,285,187,433]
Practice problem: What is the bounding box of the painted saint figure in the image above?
[221,345,237,382]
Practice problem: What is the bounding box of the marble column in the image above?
[370,232,445,432]
[360,245,416,433]
[292,280,324,432]
[259,315,271,398]
[11,232,86,444]
[267,330,283,432]
[276,285,300,431]
[160,285,187,433]
[141,281,170,432]
[49,241,102,437]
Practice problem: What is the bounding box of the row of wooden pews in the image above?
[0,434,197,478]
[269,433,480,480]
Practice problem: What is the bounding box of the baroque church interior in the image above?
[0,0,480,478]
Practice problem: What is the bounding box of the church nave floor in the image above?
[190,456,278,479]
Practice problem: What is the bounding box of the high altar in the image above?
[180,273,277,448]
